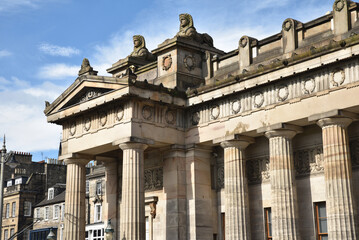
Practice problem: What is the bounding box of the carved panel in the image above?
[211,105,220,120]
[69,122,76,136]
[277,85,289,101]
[231,99,241,114]
[217,163,224,189]
[144,167,163,191]
[83,117,91,132]
[302,78,316,94]
[116,106,124,122]
[293,146,324,176]
[99,112,107,126]
[334,0,345,12]
[142,105,154,120]
[247,156,270,184]
[162,54,172,71]
[331,68,345,87]
[191,111,200,125]
[165,109,176,125]
[184,55,196,71]
[253,92,264,108]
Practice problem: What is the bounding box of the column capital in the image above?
[258,123,302,139]
[317,117,352,128]
[265,129,297,139]
[119,142,148,151]
[64,158,90,166]
[219,136,254,149]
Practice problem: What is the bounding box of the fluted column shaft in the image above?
[104,160,118,239]
[220,138,253,240]
[64,158,89,240]
[265,130,300,240]
[317,117,358,240]
[119,143,148,240]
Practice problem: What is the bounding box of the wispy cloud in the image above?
[39,43,80,57]
[0,50,12,57]
[38,63,79,79]
[0,0,40,13]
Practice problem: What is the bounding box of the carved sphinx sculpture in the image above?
[176,13,214,47]
[78,58,97,76]
[129,35,156,61]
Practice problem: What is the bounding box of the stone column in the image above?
[317,117,358,240]
[119,143,148,240]
[103,160,118,239]
[220,137,253,240]
[64,158,89,240]
[265,129,300,240]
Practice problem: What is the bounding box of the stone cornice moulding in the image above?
[257,123,303,139]
[112,136,155,149]
[308,109,359,123]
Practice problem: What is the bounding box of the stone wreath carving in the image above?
[302,78,316,94]
[162,54,172,71]
[231,99,241,114]
[334,0,345,12]
[116,106,124,122]
[70,123,76,136]
[282,19,293,32]
[99,112,107,126]
[210,105,220,120]
[277,85,289,102]
[191,111,200,125]
[83,117,91,132]
[165,109,176,125]
[253,92,264,108]
[331,68,345,87]
[184,55,196,71]
[239,36,248,48]
[142,105,153,120]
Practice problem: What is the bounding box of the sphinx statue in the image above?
[78,58,97,76]
[129,35,156,61]
[176,13,214,47]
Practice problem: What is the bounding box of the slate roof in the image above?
[36,190,65,207]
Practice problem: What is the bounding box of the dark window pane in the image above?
[321,235,328,240]
[318,204,327,217]
[319,219,328,233]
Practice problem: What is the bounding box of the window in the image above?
[48,188,54,200]
[10,229,14,238]
[5,203,10,218]
[4,229,8,240]
[145,216,149,240]
[53,205,60,219]
[44,207,49,220]
[93,228,104,240]
[24,201,31,216]
[315,202,328,240]
[35,208,40,219]
[15,178,22,185]
[86,181,89,194]
[221,213,225,240]
[6,180,12,187]
[96,182,102,195]
[94,204,102,223]
[11,202,16,217]
[61,204,65,221]
[265,208,272,240]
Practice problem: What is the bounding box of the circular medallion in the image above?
[253,92,264,108]
[70,122,76,136]
[302,78,316,94]
[116,106,124,121]
[331,68,345,87]
[99,112,107,126]
[231,99,241,114]
[84,117,91,131]
[277,85,289,101]
[282,19,293,31]
[211,105,220,120]
[142,105,153,120]
[334,0,345,12]
[191,111,200,125]
[184,55,196,71]
[162,54,172,71]
[239,36,248,48]
[165,109,176,125]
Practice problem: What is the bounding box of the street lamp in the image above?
[105,219,114,240]
[0,135,20,240]
[46,228,56,240]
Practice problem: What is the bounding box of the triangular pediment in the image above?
[61,87,112,110]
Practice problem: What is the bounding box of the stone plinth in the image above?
[119,143,148,240]
[317,117,358,240]
[220,137,253,240]
[64,158,89,240]
[265,129,300,240]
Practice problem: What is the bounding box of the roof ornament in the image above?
[78,58,98,76]
[129,35,156,61]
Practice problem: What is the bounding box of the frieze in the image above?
[142,105,154,120]
[165,109,176,125]
[70,123,76,136]
[231,99,241,114]
[302,78,316,94]
[277,85,289,102]
[144,167,163,191]
[99,112,107,126]
[293,146,324,176]
[211,105,220,120]
[116,106,124,122]
[331,68,345,87]
[253,92,264,108]
[83,117,91,132]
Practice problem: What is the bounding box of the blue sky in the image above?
[0,0,333,161]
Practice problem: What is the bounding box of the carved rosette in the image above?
[83,117,91,132]
[79,89,102,103]
[210,105,220,120]
[69,123,76,136]
[99,112,107,126]
[282,19,293,31]
[231,99,241,114]
[277,85,289,101]
[293,146,324,176]
[191,111,200,125]
[331,68,345,87]
[302,78,316,94]
[116,106,124,122]
[239,36,248,48]
[162,54,172,71]
[184,55,196,71]
[165,109,176,125]
[142,105,153,120]
[334,0,345,11]
[144,167,163,191]
[253,92,264,108]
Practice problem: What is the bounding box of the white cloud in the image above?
[39,43,80,57]
[0,0,39,12]
[38,63,79,79]
[0,50,12,57]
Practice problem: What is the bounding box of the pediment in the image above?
[61,87,112,110]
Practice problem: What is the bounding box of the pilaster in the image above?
[265,127,301,240]
[64,158,89,240]
[317,117,358,239]
[220,136,254,240]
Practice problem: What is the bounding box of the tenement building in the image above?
[45,1,359,239]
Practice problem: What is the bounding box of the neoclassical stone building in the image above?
[45,1,359,239]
